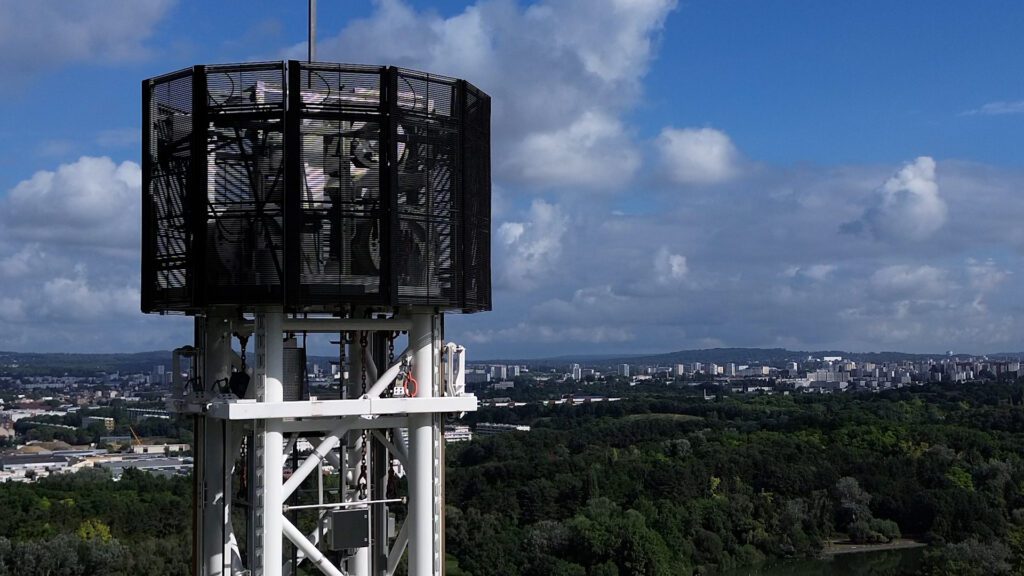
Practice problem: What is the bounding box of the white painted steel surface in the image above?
[206,396,476,420]
[261,311,285,576]
[203,314,232,576]
[408,313,435,576]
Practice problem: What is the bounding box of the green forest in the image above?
[4,382,1024,575]
[446,382,1024,575]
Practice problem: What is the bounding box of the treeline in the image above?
[4,382,1024,574]
[445,382,1024,575]
[0,351,171,377]
[0,468,191,575]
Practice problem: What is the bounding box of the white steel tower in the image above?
[143,61,492,576]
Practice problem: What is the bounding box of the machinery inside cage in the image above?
[143,61,490,576]
[142,61,490,313]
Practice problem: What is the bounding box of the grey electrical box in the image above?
[328,509,369,551]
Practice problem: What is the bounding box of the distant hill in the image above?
[478,347,1017,369]
[0,350,173,377]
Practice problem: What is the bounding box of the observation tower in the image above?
[142,60,490,576]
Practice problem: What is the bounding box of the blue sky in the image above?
[0,0,1022,358]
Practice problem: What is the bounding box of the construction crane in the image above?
[128,425,144,449]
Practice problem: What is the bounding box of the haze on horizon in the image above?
[0,0,1021,358]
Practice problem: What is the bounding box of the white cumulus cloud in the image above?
[654,246,688,283]
[506,111,640,189]
[1,156,141,252]
[0,0,173,80]
[657,127,741,185]
[497,200,568,291]
[299,0,677,190]
[844,156,946,242]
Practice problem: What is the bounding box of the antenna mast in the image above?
[308,0,316,62]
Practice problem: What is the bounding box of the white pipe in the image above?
[363,349,411,398]
[282,516,344,576]
[226,353,255,575]
[285,498,403,512]
[284,511,331,576]
[386,518,410,575]
[408,312,435,576]
[281,422,351,501]
[203,314,232,576]
[282,433,297,463]
[203,421,225,576]
[321,442,342,470]
[263,310,285,576]
[371,430,408,467]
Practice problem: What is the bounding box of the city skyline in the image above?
[0,0,1022,358]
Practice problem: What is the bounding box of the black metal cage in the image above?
[142,61,491,314]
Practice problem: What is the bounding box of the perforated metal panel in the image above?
[143,68,194,312]
[203,63,287,306]
[393,68,462,308]
[292,63,386,305]
[141,61,491,314]
[462,82,492,312]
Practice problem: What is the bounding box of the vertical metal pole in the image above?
[409,312,435,576]
[204,313,232,576]
[371,332,390,576]
[222,419,234,575]
[308,0,316,62]
[262,310,285,576]
[317,457,324,553]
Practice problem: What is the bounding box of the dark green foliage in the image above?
[445,381,1024,574]
[0,468,191,574]
[7,381,1024,574]
[919,538,1012,575]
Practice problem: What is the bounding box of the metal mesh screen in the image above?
[394,69,461,307]
[143,68,194,312]
[461,82,492,312]
[142,61,491,313]
[295,64,385,303]
[203,63,287,305]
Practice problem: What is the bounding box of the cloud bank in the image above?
[0,0,173,80]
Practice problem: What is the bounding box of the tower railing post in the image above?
[261,310,285,576]
[203,312,232,576]
[408,312,436,576]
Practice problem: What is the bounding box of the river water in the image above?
[721,546,925,576]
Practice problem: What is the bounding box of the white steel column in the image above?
[204,313,232,576]
[408,312,436,576]
[261,310,285,576]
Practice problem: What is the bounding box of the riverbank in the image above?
[822,538,927,556]
[721,545,926,576]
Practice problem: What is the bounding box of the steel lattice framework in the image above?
[143,61,490,576]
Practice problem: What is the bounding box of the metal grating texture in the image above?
[393,68,461,308]
[203,63,287,306]
[143,67,194,312]
[141,61,491,314]
[290,63,386,304]
[461,81,492,312]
